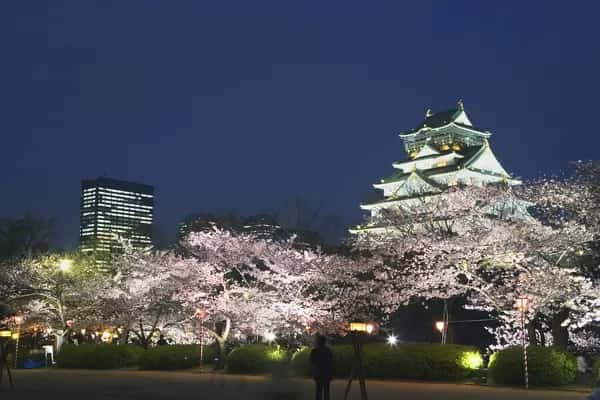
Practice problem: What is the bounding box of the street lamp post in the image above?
[13,316,23,369]
[435,321,447,344]
[515,296,529,389]
[195,308,207,365]
[56,258,72,353]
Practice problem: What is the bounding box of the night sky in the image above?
[2,1,600,248]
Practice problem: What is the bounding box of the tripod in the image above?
[343,332,368,400]
[0,339,14,390]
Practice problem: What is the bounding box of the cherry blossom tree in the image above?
[351,183,597,349]
[172,229,334,360]
[0,252,104,350]
[517,161,600,349]
[101,229,340,357]
[102,246,189,349]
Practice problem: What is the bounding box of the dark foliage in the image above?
[56,344,144,369]
[291,343,482,381]
[488,346,577,386]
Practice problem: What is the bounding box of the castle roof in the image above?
[399,102,489,138]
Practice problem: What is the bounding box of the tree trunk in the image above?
[446,298,454,344]
[551,309,569,349]
[55,333,65,353]
[208,318,231,369]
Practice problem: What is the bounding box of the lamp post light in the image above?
[515,296,529,389]
[58,259,72,272]
[386,334,398,346]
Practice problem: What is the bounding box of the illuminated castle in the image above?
[353,101,521,232]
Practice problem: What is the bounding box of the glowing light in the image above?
[349,322,367,332]
[264,332,276,343]
[515,296,529,312]
[101,331,111,342]
[80,329,86,335]
[0,330,12,338]
[349,322,377,335]
[268,349,285,361]
[11,333,19,340]
[59,259,72,272]
[14,316,23,325]
[435,321,445,333]
[460,351,483,370]
[387,335,398,345]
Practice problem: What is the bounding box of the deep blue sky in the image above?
[2,1,599,248]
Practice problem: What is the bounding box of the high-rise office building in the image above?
[80,177,154,256]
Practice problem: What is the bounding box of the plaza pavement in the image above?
[0,368,589,400]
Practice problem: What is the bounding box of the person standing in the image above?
[310,335,333,400]
[156,335,168,346]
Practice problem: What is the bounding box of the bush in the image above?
[291,343,482,381]
[56,344,144,369]
[226,344,288,374]
[593,356,600,387]
[488,346,577,386]
[138,344,216,370]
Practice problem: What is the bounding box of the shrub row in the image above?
[226,344,288,374]
[138,344,218,370]
[56,344,144,369]
[291,343,483,381]
[50,341,583,388]
[488,346,577,386]
[593,356,600,387]
[56,344,219,370]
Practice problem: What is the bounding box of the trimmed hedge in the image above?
[291,343,483,381]
[488,346,577,386]
[56,344,144,369]
[593,356,599,387]
[138,344,217,370]
[226,344,288,374]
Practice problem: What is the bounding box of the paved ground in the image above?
[0,369,589,400]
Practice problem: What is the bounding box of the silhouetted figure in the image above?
[310,335,333,400]
[156,335,168,346]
